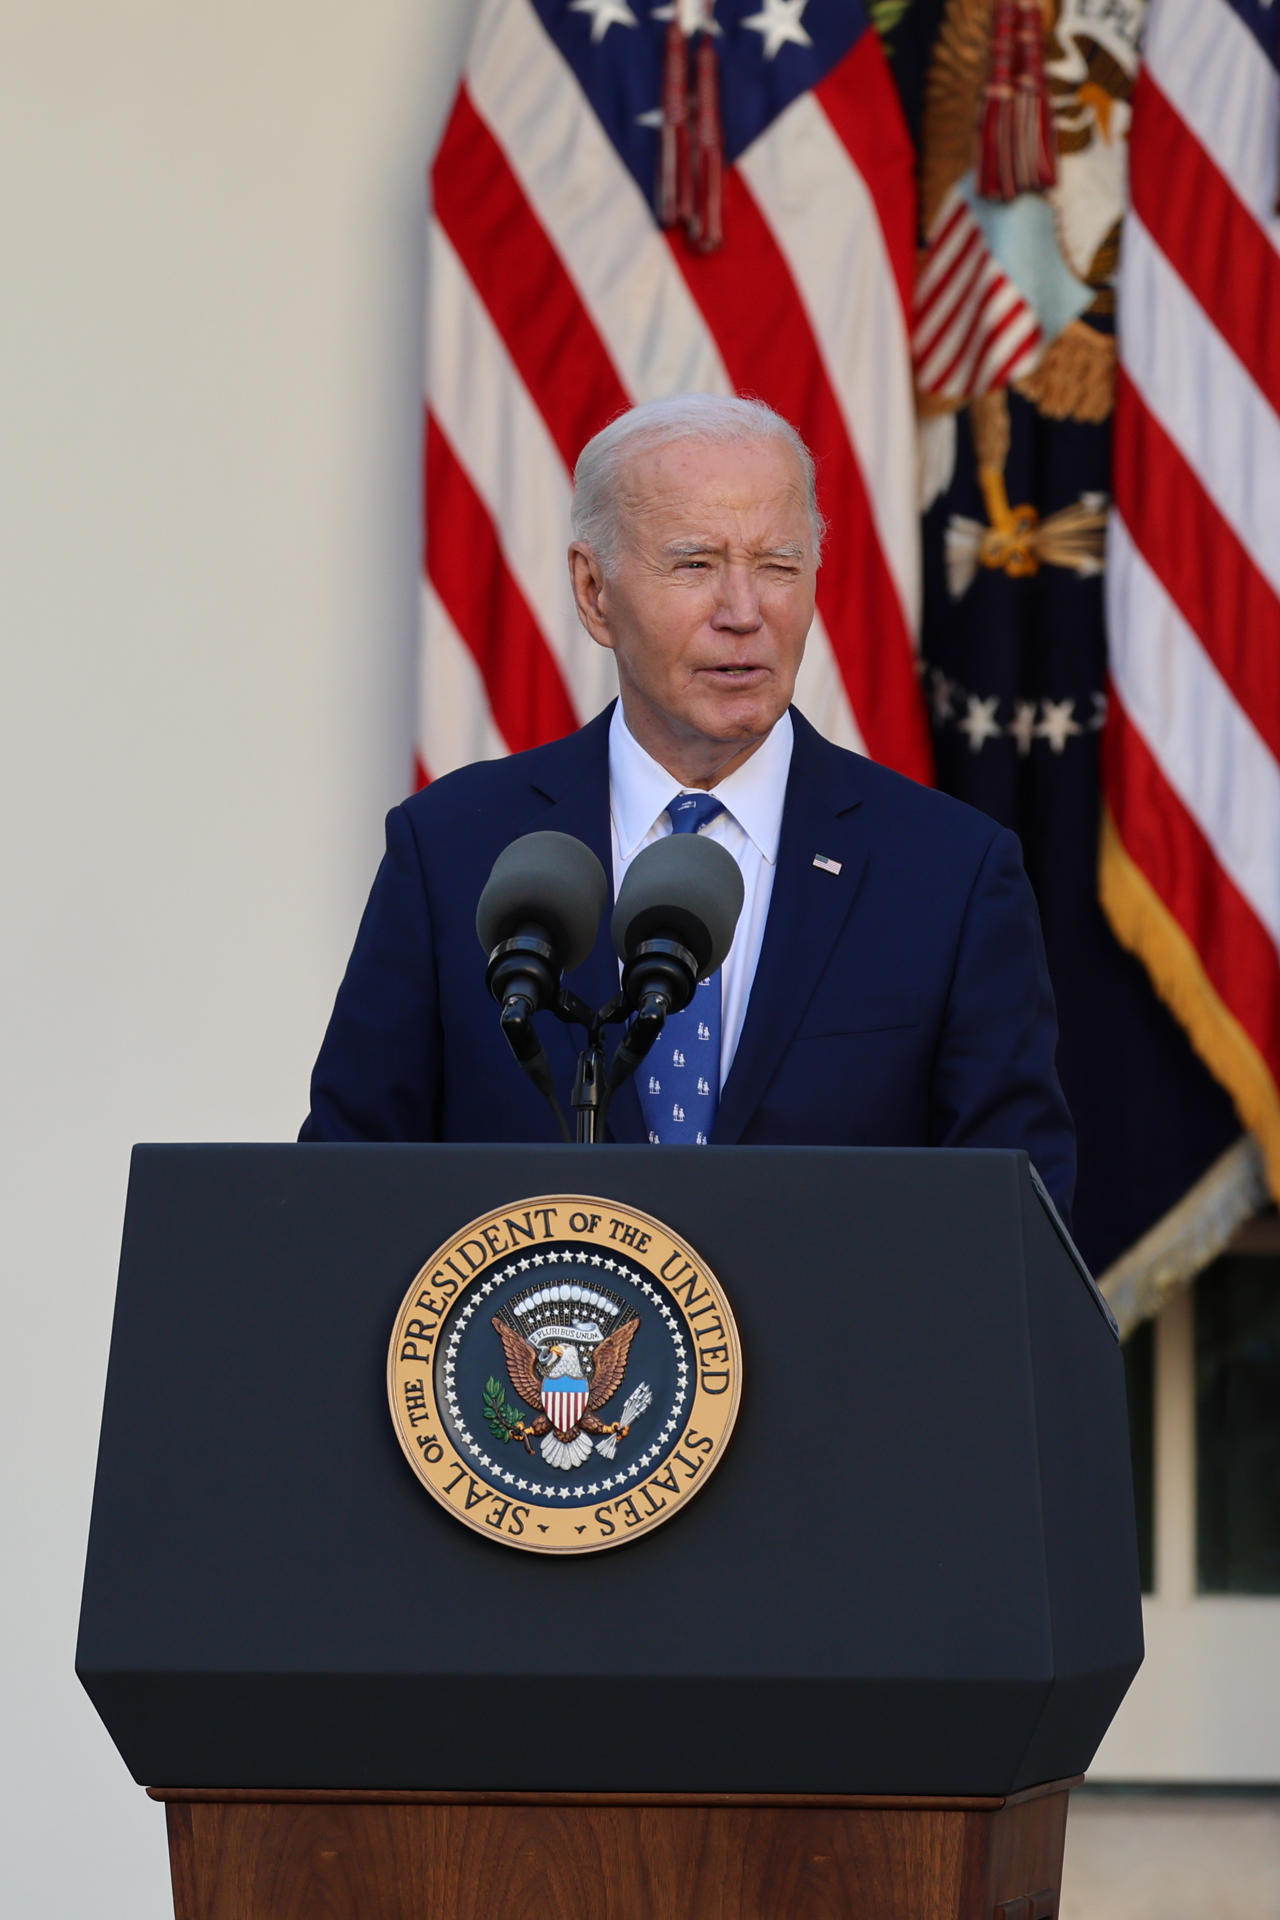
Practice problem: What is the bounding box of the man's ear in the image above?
[569,544,614,651]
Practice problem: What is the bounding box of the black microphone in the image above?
[607,832,744,1095]
[476,832,609,1036]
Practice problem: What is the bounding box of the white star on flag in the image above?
[959,693,1002,753]
[570,0,638,41]
[1036,699,1082,754]
[741,0,812,60]
[651,1,722,32]
[929,668,956,722]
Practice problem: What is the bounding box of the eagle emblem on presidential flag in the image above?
[488,1283,653,1471]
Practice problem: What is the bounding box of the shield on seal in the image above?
[541,1380,588,1436]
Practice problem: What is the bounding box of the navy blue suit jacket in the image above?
[301,706,1076,1219]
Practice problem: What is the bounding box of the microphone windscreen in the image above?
[611,832,744,975]
[475,831,608,973]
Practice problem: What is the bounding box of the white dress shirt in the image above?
[608,703,794,1085]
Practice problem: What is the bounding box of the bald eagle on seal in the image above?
[492,1313,641,1471]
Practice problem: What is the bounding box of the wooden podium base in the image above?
[149,1780,1077,1920]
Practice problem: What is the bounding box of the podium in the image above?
[78,1144,1142,1918]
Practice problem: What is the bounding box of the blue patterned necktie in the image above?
[638,793,726,1146]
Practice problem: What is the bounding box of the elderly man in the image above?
[301,394,1075,1220]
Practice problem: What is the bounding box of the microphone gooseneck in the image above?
[476,832,609,1140]
[607,833,744,1096]
[611,832,744,1016]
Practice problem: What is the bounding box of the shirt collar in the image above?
[608,703,794,863]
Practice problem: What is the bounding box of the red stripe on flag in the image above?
[929,273,1019,393]
[1131,72,1280,417]
[1114,370,1280,764]
[432,87,632,473]
[980,310,1043,392]
[1104,693,1280,1074]
[425,411,578,753]
[815,34,917,321]
[917,197,968,279]
[913,233,988,363]
[671,171,933,781]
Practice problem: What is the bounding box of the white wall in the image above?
[1,4,470,1911]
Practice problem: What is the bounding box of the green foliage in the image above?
[483,1375,523,1443]
[869,0,912,44]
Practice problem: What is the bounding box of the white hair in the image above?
[570,393,825,567]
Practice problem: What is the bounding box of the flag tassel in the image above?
[658,22,692,229]
[690,30,724,252]
[978,0,1056,201]
[978,0,1018,201]
[1013,0,1057,191]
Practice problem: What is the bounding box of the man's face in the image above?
[569,434,817,786]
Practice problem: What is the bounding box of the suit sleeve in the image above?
[299,805,442,1141]
[929,826,1077,1224]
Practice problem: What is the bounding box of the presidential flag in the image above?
[883,0,1257,1304]
[1102,0,1280,1219]
[417,0,932,787]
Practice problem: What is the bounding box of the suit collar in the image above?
[714,710,869,1144]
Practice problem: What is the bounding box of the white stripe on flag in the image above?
[914,244,992,369]
[968,299,1041,393]
[1120,211,1280,603]
[1108,513,1280,952]
[917,272,1028,391]
[1145,0,1280,233]
[418,581,511,777]
[916,192,976,295]
[738,93,919,630]
[426,220,616,724]
[469,0,732,400]
[795,611,869,756]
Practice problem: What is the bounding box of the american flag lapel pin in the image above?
[812,854,842,876]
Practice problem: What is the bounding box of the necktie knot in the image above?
[667,792,724,835]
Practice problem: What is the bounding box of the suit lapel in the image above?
[524,706,646,1143]
[714,712,869,1145]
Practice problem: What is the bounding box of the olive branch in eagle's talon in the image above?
[482,1376,535,1452]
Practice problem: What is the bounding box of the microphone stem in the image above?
[571,1039,606,1145]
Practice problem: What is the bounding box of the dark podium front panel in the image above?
[77,1145,1142,1795]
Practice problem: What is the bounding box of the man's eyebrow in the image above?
[659,539,807,559]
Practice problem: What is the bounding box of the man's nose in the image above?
[711,566,763,630]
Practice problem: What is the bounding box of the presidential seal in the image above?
[387,1195,742,1554]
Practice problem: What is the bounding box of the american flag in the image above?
[1102,0,1280,1203]
[417,0,932,787]
[912,184,1043,403]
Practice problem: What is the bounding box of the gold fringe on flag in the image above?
[1099,807,1280,1205]
[1100,1137,1269,1340]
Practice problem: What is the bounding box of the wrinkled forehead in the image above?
[614,433,813,550]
